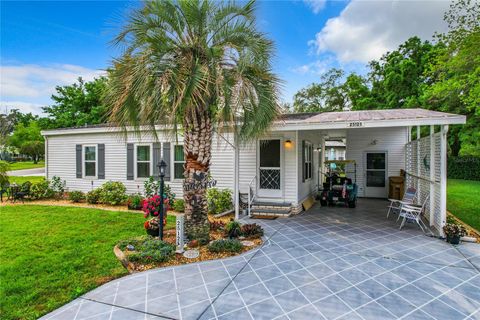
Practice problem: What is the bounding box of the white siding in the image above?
[346,127,408,197]
[297,131,323,203]
[46,130,234,197]
[238,132,297,204]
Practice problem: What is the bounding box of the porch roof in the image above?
[275,108,466,131]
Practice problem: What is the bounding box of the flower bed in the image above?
[115,217,264,272]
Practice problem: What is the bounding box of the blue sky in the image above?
[0,0,450,115]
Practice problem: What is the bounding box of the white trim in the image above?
[440,125,448,235]
[134,143,153,180]
[429,125,435,226]
[172,144,185,182]
[83,145,97,179]
[41,114,466,136]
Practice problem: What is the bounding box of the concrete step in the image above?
[252,201,291,207]
[250,208,292,217]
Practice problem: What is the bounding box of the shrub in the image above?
[30,180,55,200]
[241,223,264,239]
[99,181,127,205]
[163,184,176,206]
[127,194,144,210]
[207,188,233,214]
[173,199,185,212]
[447,157,480,181]
[126,237,175,263]
[225,220,242,239]
[86,188,102,204]
[50,176,66,199]
[143,177,158,198]
[0,160,10,188]
[68,191,85,203]
[210,220,225,232]
[208,239,243,253]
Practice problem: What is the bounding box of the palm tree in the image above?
[105,0,281,241]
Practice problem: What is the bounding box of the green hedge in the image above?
[447,157,480,181]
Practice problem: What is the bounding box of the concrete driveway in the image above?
[7,167,45,176]
[42,199,480,320]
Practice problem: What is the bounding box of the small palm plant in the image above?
[105,0,281,241]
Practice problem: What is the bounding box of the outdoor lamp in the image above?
[284,139,293,148]
[158,159,167,178]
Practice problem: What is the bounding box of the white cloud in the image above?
[304,0,327,14]
[310,0,450,63]
[291,57,335,75]
[0,101,45,115]
[0,63,104,99]
[0,63,105,115]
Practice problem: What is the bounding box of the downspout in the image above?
[44,136,48,179]
[234,130,240,220]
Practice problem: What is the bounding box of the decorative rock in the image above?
[238,236,246,240]
[241,240,255,247]
[126,245,135,251]
[183,249,200,259]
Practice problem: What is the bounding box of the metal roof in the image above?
[281,108,464,123]
[42,108,466,136]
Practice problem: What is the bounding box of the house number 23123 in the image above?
[349,122,363,127]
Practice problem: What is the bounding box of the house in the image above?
[42,108,465,235]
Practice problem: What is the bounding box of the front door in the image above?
[258,139,282,198]
[364,152,387,198]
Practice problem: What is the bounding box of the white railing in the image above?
[247,175,257,217]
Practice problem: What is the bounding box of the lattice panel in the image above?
[259,169,281,190]
[405,133,444,233]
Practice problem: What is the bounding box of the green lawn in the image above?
[8,161,44,171]
[447,179,480,231]
[7,176,45,185]
[0,205,175,320]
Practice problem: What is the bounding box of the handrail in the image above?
[404,171,440,184]
[247,175,257,217]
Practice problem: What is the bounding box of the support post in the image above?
[320,135,325,184]
[234,130,240,220]
[416,126,421,198]
[429,125,435,226]
[440,125,448,233]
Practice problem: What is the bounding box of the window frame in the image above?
[83,145,97,179]
[303,141,313,181]
[134,144,153,180]
[172,144,186,181]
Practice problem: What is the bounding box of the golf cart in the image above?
[319,160,358,208]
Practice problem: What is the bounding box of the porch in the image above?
[44,199,480,320]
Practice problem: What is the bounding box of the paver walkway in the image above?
[42,199,480,320]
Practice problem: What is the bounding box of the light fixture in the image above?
[158,159,167,178]
[284,139,292,148]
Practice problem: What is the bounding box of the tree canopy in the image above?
[291,0,479,156]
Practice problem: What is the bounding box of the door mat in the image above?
[251,215,278,220]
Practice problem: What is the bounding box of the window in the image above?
[84,146,96,177]
[136,145,151,178]
[174,145,185,179]
[303,141,313,181]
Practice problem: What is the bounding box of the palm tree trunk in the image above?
[183,107,212,243]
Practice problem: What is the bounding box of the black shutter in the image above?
[98,144,105,179]
[163,142,171,181]
[127,143,134,180]
[152,142,161,179]
[301,140,305,182]
[76,144,82,178]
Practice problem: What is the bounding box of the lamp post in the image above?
[157,159,167,240]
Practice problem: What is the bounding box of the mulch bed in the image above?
[116,216,263,273]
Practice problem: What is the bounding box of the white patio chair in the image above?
[398,195,429,232]
[387,187,417,218]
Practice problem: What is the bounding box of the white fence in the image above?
[405,126,448,234]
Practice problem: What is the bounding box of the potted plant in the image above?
[142,195,168,236]
[144,218,160,237]
[443,223,467,244]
